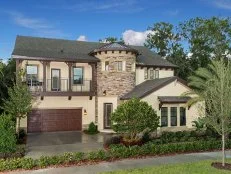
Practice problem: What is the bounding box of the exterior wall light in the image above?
[103,90,107,96]
[84,109,87,115]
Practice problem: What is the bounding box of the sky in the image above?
[1,0,231,63]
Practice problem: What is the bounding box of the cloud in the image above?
[8,11,68,38]
[38,0,144,13]
[10,12,51,29]
[77,35,87,41]
[122,30,153,46]
[212,0,231,10]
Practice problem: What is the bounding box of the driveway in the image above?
[26,131,113,159]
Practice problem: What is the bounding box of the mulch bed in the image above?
[211,162,231,171]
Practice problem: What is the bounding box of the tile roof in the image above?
[120,76,188,100]
[12,35,177,67]
[90,42,139,55]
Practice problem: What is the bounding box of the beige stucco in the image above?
[135,67,174,85]
[20,60,92,91]
[142,80,200,130]
[97,96,118,131]
[18,56,199,133]
[21,96,95,130]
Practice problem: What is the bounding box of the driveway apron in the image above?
[26,131,113,159]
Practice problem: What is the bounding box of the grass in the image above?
[102,159,231,174]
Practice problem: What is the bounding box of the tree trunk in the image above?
[17,117,21,137]
[222,121,226,167]
[222,133,226,166]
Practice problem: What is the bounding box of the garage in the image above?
[28,109,82,133]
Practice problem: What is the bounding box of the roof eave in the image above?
[12,55,100,63]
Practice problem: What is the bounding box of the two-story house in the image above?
[12,36,200,133]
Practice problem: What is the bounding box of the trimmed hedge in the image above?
[0,140,230,172]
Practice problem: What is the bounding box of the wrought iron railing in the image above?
[26,78,92,92]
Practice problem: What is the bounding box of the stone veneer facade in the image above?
[95,51,136,97]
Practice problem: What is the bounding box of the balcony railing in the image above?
[26,78,92,93]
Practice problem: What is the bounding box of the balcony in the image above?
[26,78,94,97]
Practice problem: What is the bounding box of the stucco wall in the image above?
[21,96,95,130]
[97,96,118,131]
[142,80,200,129]
[135,67,174,85]
[20,60,92,80]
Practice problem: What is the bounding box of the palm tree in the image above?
[186,60,231,166]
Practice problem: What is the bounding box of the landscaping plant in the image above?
[84,122,99,134]
[111,98,159,144]
[0,114,17,158]
[1,140,231,172]
[187,60,231,166]
[2,74,32,136]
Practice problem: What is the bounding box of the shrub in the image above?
[84,122,99,134]
[111,98,159,140]
[104,136,121,148]
[0,114,17,156]
[141,131,151,144]
[1,140,231,172]
[87,150,109,160]
[62,152,84,163]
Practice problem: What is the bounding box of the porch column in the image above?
[89,63,96,93]
[67,62,73,92]
[42,61,48,92]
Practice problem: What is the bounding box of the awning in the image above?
[158,96,191,109]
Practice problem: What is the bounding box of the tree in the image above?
[145,22,180,57]
[0,113,17,157]
[187,60,231,166]
[99,37,124,44]
[145,22,190,80]
[145,17,231,81]
[179,17,231,71]
[0,59,16,114]
[2,78,32,135]
[111,98,159,140]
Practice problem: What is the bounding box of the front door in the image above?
[51,69,60,91]
[104,103,113,129]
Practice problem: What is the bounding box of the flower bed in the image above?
[0,140,230,172]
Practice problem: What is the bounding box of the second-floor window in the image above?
[144,68,148,79]
[155,70,159,79]
[73,67,83,85]
[150,69,154,79]
[105,61,109,71]
[116,61,123,71]
[26,65,38,80]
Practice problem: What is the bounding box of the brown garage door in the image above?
[28,109,82,133]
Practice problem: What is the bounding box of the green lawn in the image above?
[102,160,231,174]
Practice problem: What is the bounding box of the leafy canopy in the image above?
[145,17,231,81]
[111,98,159,139]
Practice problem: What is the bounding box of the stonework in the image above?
[95,51,136,97]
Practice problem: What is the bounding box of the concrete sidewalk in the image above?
[10,151,231,174]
